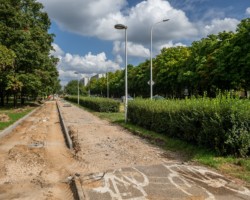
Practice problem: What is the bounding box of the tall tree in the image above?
[0,0,59,106]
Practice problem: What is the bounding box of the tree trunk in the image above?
[0,93,4,107]
[13,94,17,108]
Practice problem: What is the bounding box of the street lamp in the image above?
[114,23,128,122]
[150,19,169,99]
[74,71,79,105]
[106,71,109,98]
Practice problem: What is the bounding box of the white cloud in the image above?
[59,52,120,74]
[39,0,244,86]
[159,41,186,50]
[50,43,64,58]
[201,18,239,37]
[113,41,150,58]
[246,7,250,15]
[39,0,198,43]
[53,44,120,85]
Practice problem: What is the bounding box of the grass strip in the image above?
[0,105,36,131]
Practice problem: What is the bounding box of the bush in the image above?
[64,96,120,112]
[127,97,250,156]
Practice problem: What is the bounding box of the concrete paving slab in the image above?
[79,162,250,200]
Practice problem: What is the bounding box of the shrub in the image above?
[64,96,120,112]
[127,97,250,156]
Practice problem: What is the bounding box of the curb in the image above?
[56,100,73,149]
[0,106,39,139]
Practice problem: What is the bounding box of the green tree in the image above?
[0,0,59,106]
[0,44,16,106]
[65,80,87,96]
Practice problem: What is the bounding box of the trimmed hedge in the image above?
[128,97,250,157]
[64,96,120,112]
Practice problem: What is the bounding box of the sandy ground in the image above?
[0,100,178,199]
[0,102,77,200]
[58,100,177,174]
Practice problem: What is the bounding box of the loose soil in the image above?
[0,114,10,122]
[0,100,177,199]
[0,102,78,200]
[59,100,175,174]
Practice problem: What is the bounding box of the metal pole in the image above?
[150,26,153,100]
[150,19,169,100]
[107,72,109,98]
[77,74,79,104]
[125,28,128,123]
[114,24,128,123]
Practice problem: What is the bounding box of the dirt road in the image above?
[0,100,250,200]
[0,102,78,200]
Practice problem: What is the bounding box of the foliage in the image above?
[127,96,250,157]
[65,96,120,112]
[64,80,88,96]
[0,0,60,107]
[87,18,250,98]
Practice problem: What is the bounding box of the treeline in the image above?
[88,18,250,98]
[0,0,60,107]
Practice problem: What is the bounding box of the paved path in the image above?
[58,100,250,200]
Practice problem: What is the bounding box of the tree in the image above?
[65,80,87,96]
[0,0,59,106]
[0,45,16,106]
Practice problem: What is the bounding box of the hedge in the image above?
[127,97,250,157]
[64,96,120,112]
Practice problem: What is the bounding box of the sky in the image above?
[37,0,250,86]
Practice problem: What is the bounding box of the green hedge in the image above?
[128,97,250,157]
[64,96,120,112]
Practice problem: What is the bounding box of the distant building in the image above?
[80,77,90,86]
[91,73,106,80]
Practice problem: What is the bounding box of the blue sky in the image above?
[38,0,250,86]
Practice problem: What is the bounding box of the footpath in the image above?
[58,100,250,200]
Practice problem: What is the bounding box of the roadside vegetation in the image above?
[80,18,250,99]
[0,0,61,108]
[65,96,120,112]
[0,103,36,130]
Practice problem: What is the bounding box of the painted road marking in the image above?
[82,163,250,200]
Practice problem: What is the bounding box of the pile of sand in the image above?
[0,114,10,122]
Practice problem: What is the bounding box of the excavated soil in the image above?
[0,100,177,199]
[0,102,78,200]
[58,100,180,174]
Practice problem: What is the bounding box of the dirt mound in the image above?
[0,114,10,122]
[68,126,81,157]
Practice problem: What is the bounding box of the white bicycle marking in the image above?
[93,167,149,200]
[90,163,250,199]
[164,163,250,198]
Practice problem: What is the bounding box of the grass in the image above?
[0,104,36,130]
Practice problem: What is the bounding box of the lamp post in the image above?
[114,23,128,122]
[74,71,79,105]
[106,71,109,98]
[150,19,169,99]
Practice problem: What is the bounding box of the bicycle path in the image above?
[58,100,250,200]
